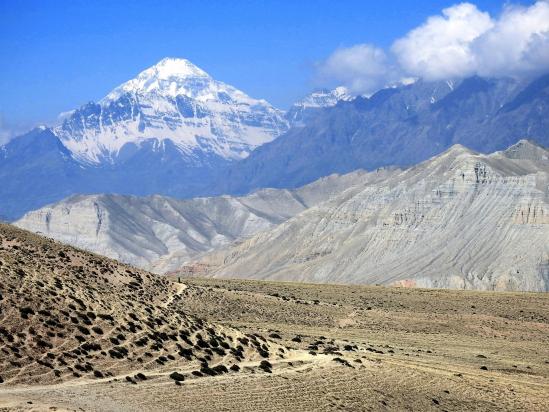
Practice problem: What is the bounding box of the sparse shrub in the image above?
[196,339,209,348]
[19,307,35,319]
[169,371,185,382]
[212,347,226,356]
[200,366,217,376]
[36,338,53,349]
[135,337,148,347]
[212,364,228,374]
[81,342,101,351]
[108,347,128,359]
[237,337,249,345]
[259,360,272,373]
[332,357,352,367]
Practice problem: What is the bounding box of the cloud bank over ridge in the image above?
[318,1,549,94]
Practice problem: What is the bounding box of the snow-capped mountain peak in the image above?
[286,87,353,125]
[152,57,209,77]
[55,57,289,164]
[297,87,352,109]
[103,57,211,102]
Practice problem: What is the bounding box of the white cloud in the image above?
[392,3,493,80]
[317,1,549,91]
[473,1,549,78]
[316,44,398,95]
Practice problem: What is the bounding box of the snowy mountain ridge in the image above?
[54,57,289,164]
[294,86,352,108]
[286,86,353,125]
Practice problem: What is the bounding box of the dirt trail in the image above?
[163,282,188,307]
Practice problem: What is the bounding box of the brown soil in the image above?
[1,224,548,411]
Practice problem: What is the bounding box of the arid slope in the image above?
[0,223,280,387]
[15,170,376,273]
[1,225,548,411]
[193,140,549,291]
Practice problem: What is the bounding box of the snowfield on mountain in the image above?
[56,57,288,164]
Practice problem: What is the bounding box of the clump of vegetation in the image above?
[135,373,147,381]
[169,371,185,382]
[19,307,35,319]
[200,365,217,376]
[332,357,352,367]
[259,360,272,373]
[212,364,229,374]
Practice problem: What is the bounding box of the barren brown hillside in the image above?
[0,224,548,411]
[0,223,281,387]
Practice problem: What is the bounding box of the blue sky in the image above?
[0,0,537,136]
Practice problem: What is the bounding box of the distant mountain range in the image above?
[1,57,549,221]
[0,58,344,220]
[219,75,549,194]
[285,86,352,126]
[193,140,549,292]
[16,140,549,291]
[15,170,370,273]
